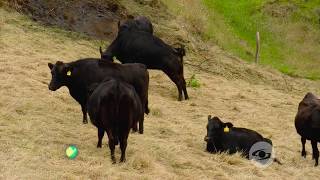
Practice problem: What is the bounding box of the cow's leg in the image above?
[176,81,183,101]
[145,99,150,114]
[163,69,183,101]
[167,73,183,101]
[97,128,104,148]
[311,140,319,166]
[119,134,128,162]
[106,129,116,164]
[301,137,307,158]
[181,76,189,100]
[81,104,88,124]
[132,123,138,133]
[138,117,144,134]
[138,96,148,134]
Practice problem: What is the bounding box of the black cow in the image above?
[100,29,188,101]
[204,116,274,159]
[48,58,149,134]
[118,15,153,34]
[295,92,320,166]
[87,78,143,163]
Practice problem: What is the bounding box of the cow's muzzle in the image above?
[48,84,58,91]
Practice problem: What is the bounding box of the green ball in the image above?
[66,145,78,159]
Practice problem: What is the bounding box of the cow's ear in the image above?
[224,122,233,128]
[208,115,212,121]
[48,63,54,70]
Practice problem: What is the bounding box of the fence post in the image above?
[255,31,260,64]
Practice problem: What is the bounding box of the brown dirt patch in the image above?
[7,0,127,39]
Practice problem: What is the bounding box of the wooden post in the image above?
[255,31,260,64]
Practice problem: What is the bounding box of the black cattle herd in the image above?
[48,16,320,166]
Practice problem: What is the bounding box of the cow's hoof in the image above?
[120,158,126,163]
[302,151,307,158]
[139,130,143,134]
[111,157,116,164]
[83,120,88,124]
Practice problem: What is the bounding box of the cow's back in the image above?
[67,58,148,113]
[117,82,143,128]
[88,79,142,129]
[115,31,178,67]
[221,128,264,154]
[87,79,117,127]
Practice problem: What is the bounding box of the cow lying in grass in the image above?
[295,92,320,166]
[204,115,281,165]
[87,78,143,163]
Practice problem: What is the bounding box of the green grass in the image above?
[202,0,320,79]
[187,74,201,88]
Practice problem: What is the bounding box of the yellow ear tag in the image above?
[67,70,72,76]
[224,126,230,133]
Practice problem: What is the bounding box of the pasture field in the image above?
[202,0,320,80]
[1,1,320,179]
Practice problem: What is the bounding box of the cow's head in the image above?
[48,61,73,91]
[117,18,135,35]
[204,115,233,143]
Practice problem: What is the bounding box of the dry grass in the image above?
[1,7,320,180]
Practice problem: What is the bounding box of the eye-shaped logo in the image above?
[251,148,271,160]
[249,141,274,168]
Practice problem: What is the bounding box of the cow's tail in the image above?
[113,116,119,146]
[102,92,119,146]
[113,91,120,146]
[273,158,282,165]
[177,44,186,75]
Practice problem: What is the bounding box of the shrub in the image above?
[187,74,200,88]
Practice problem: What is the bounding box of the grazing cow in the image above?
[87,78,143,163]
[100,29,188,101]
[295,92,320,166]
[48,58,149,134]
[118,15,153,34]
[204,116,274,159]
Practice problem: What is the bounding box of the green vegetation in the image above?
[187,74,201,88]
[202,0,320,79]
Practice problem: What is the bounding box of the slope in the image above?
[1,1,320,179]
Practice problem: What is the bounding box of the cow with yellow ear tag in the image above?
[204,115,279,165]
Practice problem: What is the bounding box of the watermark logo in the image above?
[249,141,274,168]
[66,145,78,159]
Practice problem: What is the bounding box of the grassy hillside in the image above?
[2,1,320,179]
[202,0,320,79]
